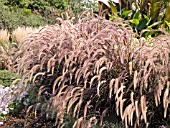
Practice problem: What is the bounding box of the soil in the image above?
[0,109,55,128]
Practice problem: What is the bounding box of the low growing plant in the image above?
[0,70,19,87]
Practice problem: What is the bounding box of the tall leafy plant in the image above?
[98,0,170,37]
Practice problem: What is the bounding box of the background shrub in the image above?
[0,0,98,29]
[0,3,47,30]
[98,0,170,38]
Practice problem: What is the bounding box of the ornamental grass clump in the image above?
[0,29,9,52]
[14,16,170,128]
[0,29,11,70]
[12,27,42,46]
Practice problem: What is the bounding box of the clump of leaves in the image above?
[98,0,170,37]
[14,15,170,128]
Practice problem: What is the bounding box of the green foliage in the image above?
[22,8,32,16]
[0,70,19,87]
[0,0,98,20]
[62,114,76,128]
[0,3,47,31]
[98,0,170,37]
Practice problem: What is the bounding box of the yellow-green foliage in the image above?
[14,16,170,128]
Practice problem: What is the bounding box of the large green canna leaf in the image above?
[165,0,170,22]
[147,21,162,29]
[137,18,148,31]
[133,10,140,19]
[130,19,139,25]
[165,20,170,29]
[150,1,162,22]
[108,1,118,16]
[120,10,132,18]
[140,0,149,11]
[98,0,119,17]
[98,1,109,12]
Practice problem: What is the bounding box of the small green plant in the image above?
[0,70,19,87]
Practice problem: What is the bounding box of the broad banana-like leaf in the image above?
[150,1,162,22]
[122,0,129,9]
[120,10,132,19]
[140,0,149,11]
[108,1,118,16]
[98,0,112,15]
[98,0,110,7]
[165,21,170,29]
[130,19,139,25]
[137,18,148,31]
[165,0,170,22]
[98,0,119,17]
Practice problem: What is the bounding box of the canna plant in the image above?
[13,15,170,128]
[98,0,170,37]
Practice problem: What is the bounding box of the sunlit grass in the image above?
[12,27,42,45]
[0,29,9,53]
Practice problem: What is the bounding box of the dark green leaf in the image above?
[120,10,132,18]
[147,21,162,29]
[130,19,139,25]
[133,10,140,19]
[137,18,148,31]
